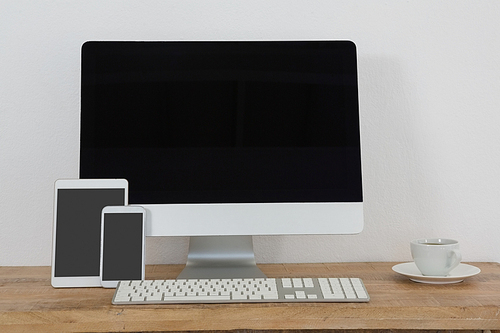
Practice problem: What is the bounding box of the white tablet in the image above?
[51,179,128,288]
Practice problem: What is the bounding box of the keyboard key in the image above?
[146,294,163,301]
[281,278,292,288]
[295,291,306,299]
[303,278,314,288]
[292,278,303,288]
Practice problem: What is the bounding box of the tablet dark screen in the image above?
[54,188,125,277]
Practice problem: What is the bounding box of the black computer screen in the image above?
[80,41,362,204]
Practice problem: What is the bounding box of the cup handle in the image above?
[447,249,462,271]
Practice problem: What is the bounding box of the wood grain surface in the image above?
[1,262,499,332]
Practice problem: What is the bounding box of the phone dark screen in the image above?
[102,212,143,281]
[54,189,125,277]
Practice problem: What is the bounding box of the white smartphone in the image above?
[51,179,128,288]
[100,206,146,288]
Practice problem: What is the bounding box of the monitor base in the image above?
[177,235,266,279]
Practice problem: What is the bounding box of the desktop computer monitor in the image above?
[79,40,363,278]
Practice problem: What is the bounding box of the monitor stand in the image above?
[177,235,267,279]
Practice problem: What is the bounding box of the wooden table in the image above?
[1,262,499,332]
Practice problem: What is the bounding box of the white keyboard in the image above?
[112,277,369,304]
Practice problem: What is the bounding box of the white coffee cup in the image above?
[410,238,462,276]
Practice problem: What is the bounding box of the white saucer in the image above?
[392,262,480,284]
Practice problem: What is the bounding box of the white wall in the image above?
[1,0,499,266]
